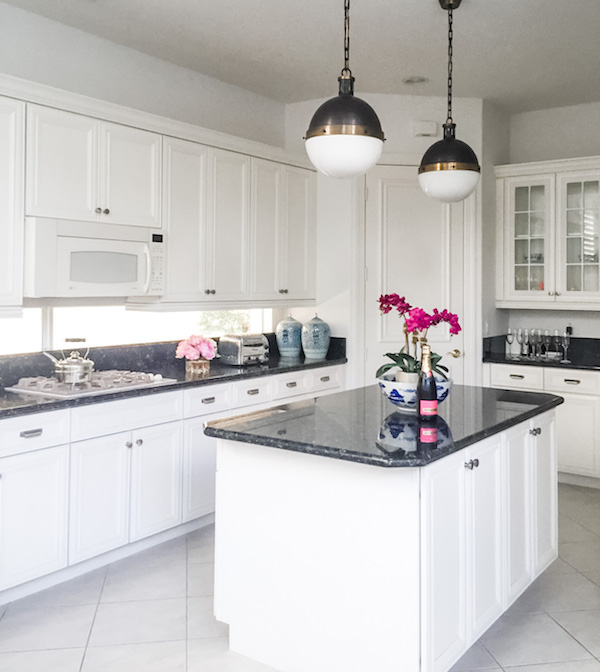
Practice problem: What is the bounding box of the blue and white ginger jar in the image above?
[301,314,331,360]
[275,314,302,358]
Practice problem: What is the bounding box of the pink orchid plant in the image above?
[377,294,461,379]
[175,334,217,361]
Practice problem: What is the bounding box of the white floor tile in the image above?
[508,571,600,613]
[188,638,280,672]
[480,611,592,667]
[559,514,600,543]
[11,568,107,609]
[550,608,600,657]
[109,537,188,570]
[0,603,96,652]
[89,598,186,646]
[503,661,600,672]
[187,596,229,639]
[101,558,187,602]
[0,648,85,672]
[559,540,600,573]
[187,526,215,564]
[188,562,215,597]
[81,640,186,672]
[449,641,501,671]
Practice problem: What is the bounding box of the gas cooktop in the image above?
[6,370,178,399]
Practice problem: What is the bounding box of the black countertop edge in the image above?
[0,356,347,420]
[204,386,564,469]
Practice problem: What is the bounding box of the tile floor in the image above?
[1,484,600,671]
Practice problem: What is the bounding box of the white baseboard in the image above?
[558,472,600,490]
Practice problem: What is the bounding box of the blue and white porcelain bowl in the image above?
[377,373,452,412]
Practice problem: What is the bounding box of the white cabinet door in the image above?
[553,391,600,476]
[26,104,98,221]
[284,166,316,300]
[504,422,533,606]
[101,122,161,228]
[0,445,69,590]
[26,104,161,228]
[161,137,209,301]
[531,412,558,576]
[129,421,183,541]
[0,97,24,310]
[421,449,468,672]
[69,433,131,564]
[204,148,250,301]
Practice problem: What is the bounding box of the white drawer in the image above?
[0,409,70,458]
[272,372,310,400]
[231,378,273,409]
[489,364,543,390]
[544,368,600,395]
[309,366,343,393]
[184,382,232,418]
[71,390,183,441]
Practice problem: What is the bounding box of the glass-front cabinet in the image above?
[497,158,600,309]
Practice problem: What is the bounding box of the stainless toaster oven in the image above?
[219,334,269,366]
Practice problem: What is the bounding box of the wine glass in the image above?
[529,329,540,359]
[543,330,552,359]
[516,328,525,359]
[505,328,515,359]
[561,333,571,363]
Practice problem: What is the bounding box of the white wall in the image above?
[510,101,600,164]
[0,2,285,146]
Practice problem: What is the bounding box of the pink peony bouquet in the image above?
[377,294,461,379]
[175,335,217,361]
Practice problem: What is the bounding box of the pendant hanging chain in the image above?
[446,7,454,124]
[341,0,352,78]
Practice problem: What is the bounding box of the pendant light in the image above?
[418,0,480,203]
[305,0,385,179]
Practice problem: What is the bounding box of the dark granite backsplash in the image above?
[0,334,346,389]
[483,335,600,369]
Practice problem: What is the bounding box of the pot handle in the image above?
[42,351,60,365]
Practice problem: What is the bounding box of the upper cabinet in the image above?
[496,157,600,309]
[0,97,25,313]
[153,137,316,308]
[26,104,162,228]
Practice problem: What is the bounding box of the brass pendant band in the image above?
[305,124,385,140]
[418,161,480,173]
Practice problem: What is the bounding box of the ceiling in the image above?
[2,0,600,114]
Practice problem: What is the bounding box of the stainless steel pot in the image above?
[43,350,95,384]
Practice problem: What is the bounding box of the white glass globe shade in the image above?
[418,169,480,203]
[305,134,384,179]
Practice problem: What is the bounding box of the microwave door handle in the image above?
[142,245,152,294]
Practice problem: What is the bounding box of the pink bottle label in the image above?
[420,400,438,416]
[420,427,438,444]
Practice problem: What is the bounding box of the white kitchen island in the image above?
[205,385,563,672]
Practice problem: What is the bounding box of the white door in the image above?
[129,421,183,541]
[69,433,131,564]
[365,166,466,385]
[101,121,162,228]
[26,104,98,222]
[0,445,69,590]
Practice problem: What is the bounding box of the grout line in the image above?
[78,567,109,672]
[545,609,600,662]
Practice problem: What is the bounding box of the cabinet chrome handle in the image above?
[472,458,479,468]
[564,379,581,385]
[211,289,216,294]
[201,396,216,404]
[125,441,133,448]
[136,439,143,446]
[449,349,461,358]
[320,375,330,382]
[465,460,474,470]
[205,289,211,294]
[247,388,260,396]
[529,427,542,436]
[548,291,554,296]
[103,208,110,215]
[286,381,297,388]
[555,291,561,296]
[20,428,43,439]
[95,207,102,214]
[509,374,525,380]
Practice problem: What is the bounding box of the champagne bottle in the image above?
[417,343,438,420]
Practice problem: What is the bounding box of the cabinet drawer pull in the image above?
[201,396,216,404]
[320,376,331,383]
[247,388,260,396]
[509,374,525,380]
[136,439,143,446]
[103,208,110,215]
[564,379,581,385]
[20,428,43,439]
[529,427,542,436]
[286,381,297,388]
[125,441,133,448]
[95,207,102,214]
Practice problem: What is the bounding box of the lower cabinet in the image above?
[421,413,557,672]
[69,421,183,563]
[0,444,69,590]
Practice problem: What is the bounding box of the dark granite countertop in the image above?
[0,337,346,420]
[483,335,600,371]
[204,384,563,468]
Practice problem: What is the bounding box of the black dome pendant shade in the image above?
[418,0,480,202]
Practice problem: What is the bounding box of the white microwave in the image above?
[24,218,165,298]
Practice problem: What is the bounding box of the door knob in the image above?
[449,349,461,358]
